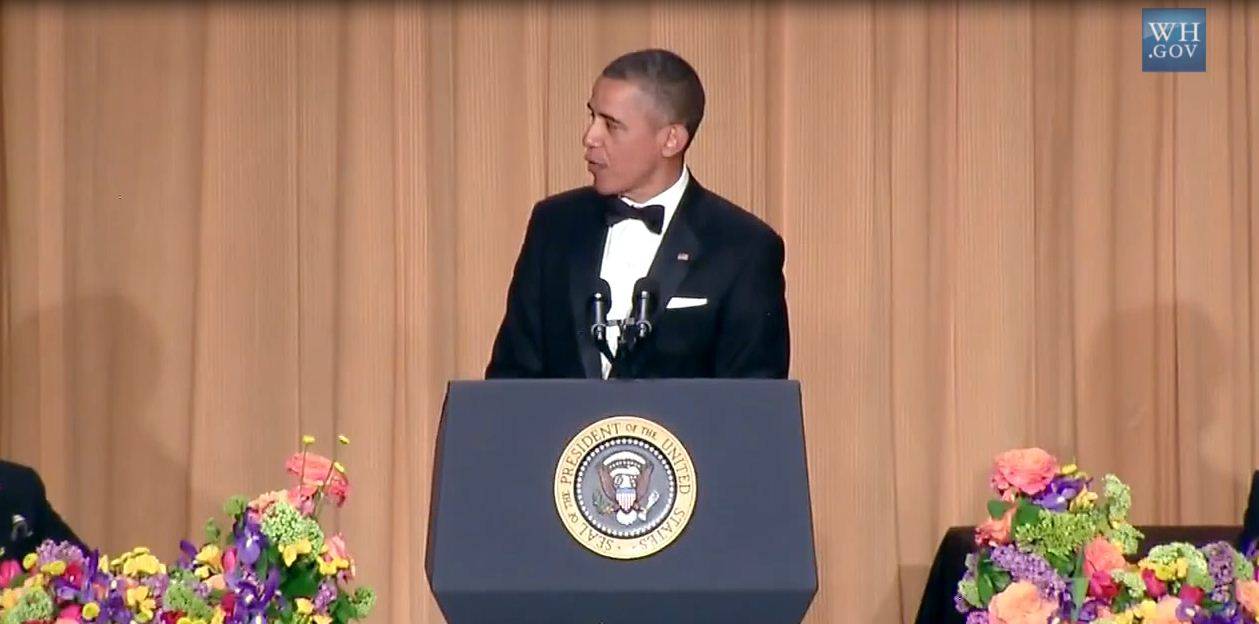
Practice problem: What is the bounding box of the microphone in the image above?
[10,514,30,542]
[630,277,658,339]
[591,279,612,342]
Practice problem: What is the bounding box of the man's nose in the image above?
[582,122,601,148]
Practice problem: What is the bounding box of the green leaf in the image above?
[1071,576,1089,609]
[1014,501,1042,530]
[222,495,249,518]
[204,519,222,545]
[332,598,356,623]
[977,572,996,604]
[987,499,1013,520]
[280,562,322,598]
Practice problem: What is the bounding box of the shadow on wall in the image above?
[5,294,215,557]
[1079,301,1236,524]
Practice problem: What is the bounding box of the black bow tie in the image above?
[605,199,665,234]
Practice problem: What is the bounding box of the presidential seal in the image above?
[554,416,697,559]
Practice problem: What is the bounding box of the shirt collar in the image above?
[618,166,690,235]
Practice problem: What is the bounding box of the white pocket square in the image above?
[666,296,708,309]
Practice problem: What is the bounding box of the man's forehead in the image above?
[589,77,664,120]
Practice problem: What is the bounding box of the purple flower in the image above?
[228,567,280,621]
[988,545,1068,602]
[965,612,990,624]
[234,515,266,567]
[1203,541,1238,603]
[34,539,86,568]
[1031,475,1087,512]
[314,580,338,611]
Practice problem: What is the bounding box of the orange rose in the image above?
[975,507,1016,547]
[987,581,1058,624]
[1145,597,1188,624]
[990,448,1059,496]
[1083,537,1127,577]
[285,452,350,507]
[1238,580,1259,616]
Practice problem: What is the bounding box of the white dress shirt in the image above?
[599,166,690,378]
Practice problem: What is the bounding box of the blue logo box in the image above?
[1143,8,1206,72]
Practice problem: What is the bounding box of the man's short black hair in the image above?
[601,49,705,150]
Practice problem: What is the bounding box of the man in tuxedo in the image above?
[486,49,789,379]
[0,460,81,559]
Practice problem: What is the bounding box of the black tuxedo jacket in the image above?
[0,460,82,559]
[1243,470,1259,551]
[486,178,789,379]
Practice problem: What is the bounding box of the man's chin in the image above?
[590,176,620,197]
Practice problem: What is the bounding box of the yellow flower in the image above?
[210,608,226,624]
[318,557,339,576]
[296,598,315,615]
[122,552,165,577]
[1061,463,1078,475]
[126,584,157,621]
[1070,490,1099,511]
[41,560,67,576]
[282,539,314,567]
[1138,599,1159,619]
[1114,611,1135,624]
[333,461,346,475]
[302,435,316,446]
[82,601,101,620]
[313,616,332,624]
[196,544,224,571]
[0,588,21,610]
[338,435,351,445]
[21,553,37,570]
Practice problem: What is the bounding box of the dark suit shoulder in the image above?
[0,460,39,491]
[690,186,783,251]
[534,186,602,216]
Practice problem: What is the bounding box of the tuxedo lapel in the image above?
[645,179,704,328]
[568,204,610,379]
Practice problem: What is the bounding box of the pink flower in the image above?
[1238,580,1259,616]
[1088,571,1119,600]
[56,604,82,622]
[0,559,20,587]
[1142,567,1168,598]
[1179,584,1204,605]
[325,533,357,580]
[249,489,297,518]
[223,546,238,573]
[285,452,350,508]
[1083,538,1127,578]
[987,581,1058,624]
[975,507,1016,547]
[990,448,1060,496]
[1145,597,1188,624]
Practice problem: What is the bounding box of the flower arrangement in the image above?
[0,435,375,624]
[957,447,1259,624]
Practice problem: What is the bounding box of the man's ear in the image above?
[661,124,690,158]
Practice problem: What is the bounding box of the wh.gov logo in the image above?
[1143,8,1205,72]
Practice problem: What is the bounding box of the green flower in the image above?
[163,581,213,621]
[1106,522,1144,555]
[1236,550,1255,584]
[1,587,53,624]
[261,500,325,553]
[349,587,377,619]
[1103,475,1132,522]
[1013,509,1100,566]
[1144,542,1212,591]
